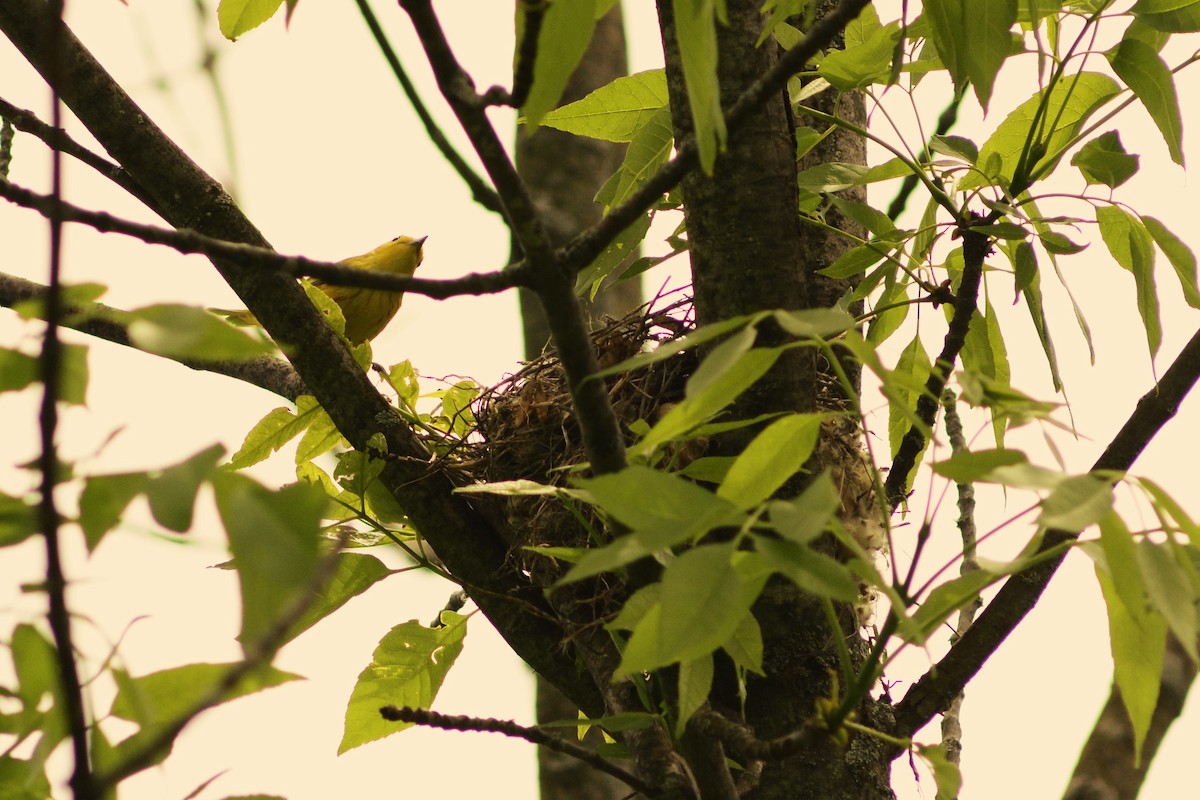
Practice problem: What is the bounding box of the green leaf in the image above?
[1143,216,1200,308]
[924,0,1018,109]
[754,536,861,601]
[339,613,468,753]
[1071,130,1140,188]
[930,134,980,164]
[213,474,327,651]
[967,72,1120,190]
[0,491,36,547]
[916,743,964,800]
[718,414,822,509]
[1011,240,1066,390]
[909,568,996,639]
[1094,565,1166,767]
[230,395,326,469]
[675,654,714,736]
[722,612,764,675]
[1132,0,1200,32]
[766,472,841,545]
[1039,474,1113,532]
[618,544,761,675]
[283,553,393,645]
[111,662,301,725]
[521,0,599,128]
[594,105,675,209]
[1137,539,1199,662]
[78,472,149,550]
[932,448,1029,483]
[581,465,740,535]
[1107,38,1184,165]
[888,333,932,462]
[217,0,285,39]
[145,444,225,533]
[632,347,785,457]
[1096,206,1161,358]
[577,213,653,297]
[541,70,668,141]
[130,305,274,361]
[672,0,725,172]
[819,19,901,90]
[0,755,51,800]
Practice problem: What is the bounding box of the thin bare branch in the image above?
[379,706,658,798]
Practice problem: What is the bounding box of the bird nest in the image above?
[464,292,883,590]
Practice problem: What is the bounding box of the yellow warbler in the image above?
[214,234,426,344]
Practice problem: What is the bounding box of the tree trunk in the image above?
[657,2,892,797]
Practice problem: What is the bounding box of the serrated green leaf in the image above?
[925,0,1018,109]
[909,568,996,639]
[888,333,932,464]
[1108,39,1184,165]
[1097,206,1161,357]
[339,613,468,753]
[230,395,325,469]
[766,472,841,545]
[594,105,675,209]
[722,612,764,675]
[617,544,760,676]
[1071,130,1140,188]
[541,70,668,141]
[819,19,901,89]
[917,743,964,800]
[145,444,225,533]
[0,491,36,547]
[77,472,150,550]
[932,448,1028,483]
[930,134,980,164]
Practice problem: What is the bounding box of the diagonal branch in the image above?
[884,226,989,507]
[894,322,1200,740]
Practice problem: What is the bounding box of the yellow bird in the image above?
[214,235,426,344]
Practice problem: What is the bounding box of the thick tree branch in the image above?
[0,0,599,715]
[884,226,989,506]
[0,271,308,401]
[894,322,1200,740]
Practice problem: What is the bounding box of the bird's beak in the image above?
[414,235,429,247]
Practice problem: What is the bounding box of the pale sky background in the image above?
[1,1,1199,798]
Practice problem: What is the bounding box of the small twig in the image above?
[884,225,990,507]
[482,0,544,108]
[95,532,351,790]
[428,589,468,628]
[353,0,503,214]
[690,708,822,762]
[379,706,658,797]
[938,389,980,767]
[0,180,529,298]
[0,114,13,179]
